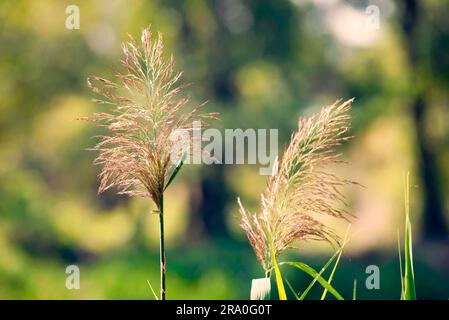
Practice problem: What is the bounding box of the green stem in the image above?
[159,195,166,300]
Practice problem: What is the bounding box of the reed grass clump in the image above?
[81,26,215,300]
[238,99,354,298]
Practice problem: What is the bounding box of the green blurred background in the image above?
[1,0,449,299]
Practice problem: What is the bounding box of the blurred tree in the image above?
[399,0,448,240]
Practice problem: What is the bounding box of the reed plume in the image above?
[238,99,354,273]
[81,26,215,300]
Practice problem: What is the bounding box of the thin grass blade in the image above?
[404,209,416,299]
[146,280,159,300]
[285,278,300,300]
[397,229,405,300]
[290,228,350,300]
[164,153,187,191]
[285,261,344,300]
[321,225,351,300]
[272,250,287,300]
[403,172,416,300]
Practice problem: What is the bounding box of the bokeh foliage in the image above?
[0,0,448,299]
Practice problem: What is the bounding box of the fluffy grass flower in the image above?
[238,99,354,273]
[81,26,216,299]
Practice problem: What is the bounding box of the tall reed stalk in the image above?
[159,195,166,299]
[81,26,215,300]
[398,172,416,300]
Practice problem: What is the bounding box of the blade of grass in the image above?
[289,227,350,300]
[403,172,416,300]
[285,278,301,300]
[397,229,405,300]
[164,153,187,191]
[146,280,159,300]
[319,246,344,300]
[285,261,344,300]
[295,254,336,300]
[321,225,351,300]
[352,279,357,300]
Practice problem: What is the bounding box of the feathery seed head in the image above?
[238,99,354,272]
[82,26,216,208]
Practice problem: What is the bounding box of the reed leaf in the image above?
[82,25,217,300]
[285,278,301,300]
[146,280,159,300]
[271,244,287,300]
[397,229,405,299]
[321,225,351,300]
[164,152,187,191]
[285,262,344,300]
[403,172,416,300]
